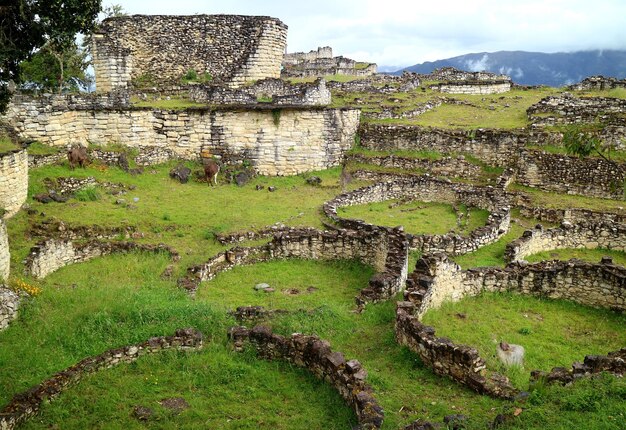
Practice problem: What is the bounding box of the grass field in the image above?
[2,92,626,429]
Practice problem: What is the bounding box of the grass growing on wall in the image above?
[525,248,626,265]
[0,133,19,153]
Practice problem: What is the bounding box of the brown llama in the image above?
[203,159,220,186]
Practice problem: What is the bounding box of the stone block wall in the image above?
[431,81,511,95]
[505,221,626,263]
[516,150,625,199]
[182,227,409,306]
[570,76,626,91]
[0,328,203,430]
[92,15,288,91]
[4,96,360,176]
[418,67,510,82]
[0,149,28,218]
[282,46,377,78]
[229,325,384,429]
[323,176,511,256]
[25,239,178,279]
[188,78,331,106]
[0,287,19,331]
[345,153,483,180]
[283,46,334,65]
[531,348,626,385]
[406,253,626,316]
[527,94,626,126]
[0,219,10,282]
[358,124,557,167]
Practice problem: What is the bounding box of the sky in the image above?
[113,0,626,69]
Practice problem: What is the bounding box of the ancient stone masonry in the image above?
[229,325,384,429]
[527,94,626,126]
[358,123,558,167]
[188,78,331,106]
[430,80,511,95]
[505,221,626,263]
[0,287,20,331]
[282,46,377,78]
[516,150,625,200]
[513,199,626,225]
[406,253,625,317]
[395,302,519,399]
[417,67,510,83]
[0,149,28,218]
[93,15,288,90]
[25,239,179,279]
[0,328,204,430]
[29,219,137,241]
[345,153,483,180]
[5,95,360,176]
[323,176,511,256]
[530,348,626,385]
[569,76,626,91]
[181,227,409,307]
[327,72,421,94]
[0,219,9,282]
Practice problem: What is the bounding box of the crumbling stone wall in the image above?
[5,95,360,175]
[188,78,331,106]
[24,239,178,279]
[229,325,384,429]
[0,219,10,282]
[430,80,511,95]
[405,253,626,316]
[359,124,557,167]
[569,76,626,91]
[528,94,626,126]
[182,227,409,306]
[516,150,625,200]
[92,15,288,90]
[345,153,483,180]
[323,176,511,255]
[0,287,20,331]
[395,302,518,399]
[282,46,377,78]
[505,221,626,263]
[0,328,203,430]
[418,67,510,82]
[0,149,28,218]
[531,348,626,385]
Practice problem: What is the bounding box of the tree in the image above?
[19,41,91,92]
[0,0,101,110]
[562,125,611,162]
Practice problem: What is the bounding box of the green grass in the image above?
[509,183,626,212]
[3,158,625,429]
[339,200,489,236]
[525,248,626,265]
[421,292,626,388]
[525,144,626,163]
[25,141,62,156]
[0,133,19,152]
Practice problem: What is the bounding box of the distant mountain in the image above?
[393,50,626,86]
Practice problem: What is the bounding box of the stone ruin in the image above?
[282,46,377,78]
[569,75,626,91]
[92,14,288,90]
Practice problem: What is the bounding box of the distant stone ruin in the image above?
[282,46,377,78]
[570,75,626,91]
[420,67,510,82]
[92,14,288,91]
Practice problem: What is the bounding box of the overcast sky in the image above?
[113,0,626,69]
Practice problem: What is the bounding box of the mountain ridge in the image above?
[391,50,626,86]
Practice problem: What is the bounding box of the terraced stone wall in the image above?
[92,15,287,91]
[528,95,626,126]
[431,80,511,95]
[516,150,626,199]
[0,149,28,217]
[505,221,626,263]
[359,124,556,167]
[5,95,360,175]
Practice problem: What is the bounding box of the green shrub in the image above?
[74,187,101,202]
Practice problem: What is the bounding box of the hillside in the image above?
[394,50,626,86]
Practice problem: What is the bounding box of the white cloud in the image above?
[113,0,626,67]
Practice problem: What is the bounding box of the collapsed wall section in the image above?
[92,14,287,91]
